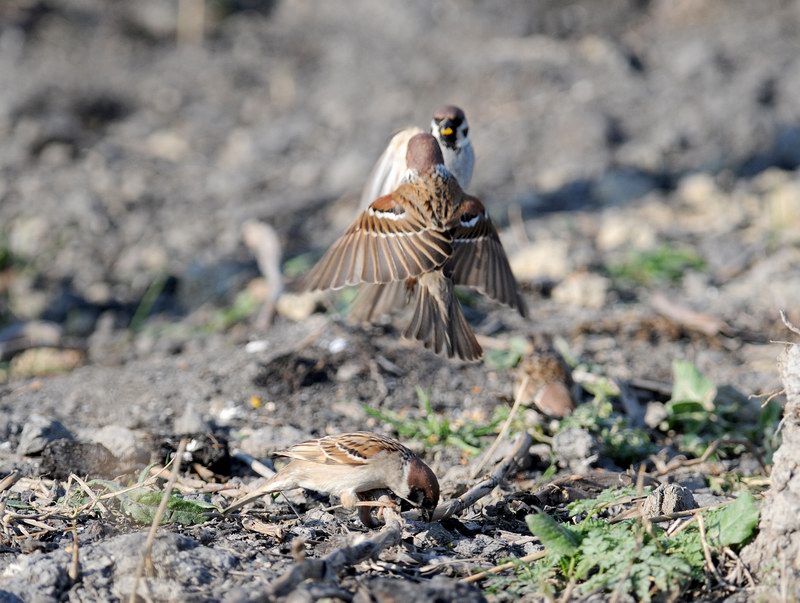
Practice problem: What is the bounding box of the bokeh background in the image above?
[1,0,799,351]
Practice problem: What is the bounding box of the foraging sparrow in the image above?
[223,432,440,520]
[514,344,576,418]
[359,105,474,210]
[305,133,525,359]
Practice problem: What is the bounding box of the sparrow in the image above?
[304,133,526,360]
[223,432,440,521]
[358,105,474,211]
[514,343,576,418]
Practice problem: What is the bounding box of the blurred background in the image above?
[0,0,799,390]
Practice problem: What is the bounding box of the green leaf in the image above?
[526,513,580,557]
[670,359,716,409]
[121,490,216,525]
[484,336,529,370]
[704,491,759,547]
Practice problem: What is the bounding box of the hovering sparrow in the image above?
[304,133,526,360]
[359,105,474,210]
[223,432,440,521]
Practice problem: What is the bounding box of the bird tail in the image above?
[403,272,482,361]
[349,281,408,323]
[222,473,284,514]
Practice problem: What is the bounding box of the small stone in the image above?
[641,483,698,518]
[552,272,610,309]
[90,425,148,463]
[644,402,668,429]
[17,414,73,456]
[276,291,319,322]
[40,440,118,480]
[596,211,656,251]
[509,240,571,281]
[10,348,83,378]
[336,361,362,382]
[677,173,721,208]
[552,428,599,470]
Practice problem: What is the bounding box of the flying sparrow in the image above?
[358,105,474,211]
[305,133,525,360]
[223,432,440,521]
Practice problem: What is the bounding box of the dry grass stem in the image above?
[461,549,547,584]
[128,437,188,603]
[471,375,529,479]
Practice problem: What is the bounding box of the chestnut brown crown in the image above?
[406,133,445,173]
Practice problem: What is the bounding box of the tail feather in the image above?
[349,281,408,323]
[403,272,482,361]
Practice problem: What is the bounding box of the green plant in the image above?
[608,245,705,286]
[559,380,655,466]
[484,336,529,370]
[364,387,504,455]
[491,489,759,601]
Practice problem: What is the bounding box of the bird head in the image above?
[402,455,440,521]
[431,105,469,151]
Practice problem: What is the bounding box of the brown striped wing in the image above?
[445,196,528,317]
[303,192,453,291]
[277,432,410,466]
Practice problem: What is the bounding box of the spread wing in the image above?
[359,127,423,210]
[303,191,452,290]
[445,196,528,317]
[277,432,409,466]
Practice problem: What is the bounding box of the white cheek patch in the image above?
[400,169,418,184]
[368,207,406,221]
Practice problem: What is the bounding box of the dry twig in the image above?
[267,508,403,598]
[471,376,529,479]
[432,431,532,522]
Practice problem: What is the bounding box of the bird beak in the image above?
[440,126,454,137]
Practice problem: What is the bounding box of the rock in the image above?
[16,415,73,456]
[641,483,697,518]
[0,532,237,602]
[552,428,599,470]
[509,240,571,281]
[552,272,610,309]
[678,173,720,207]
[39,440,118,480]
[90,425,149,464]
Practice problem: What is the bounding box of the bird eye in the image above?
[462,127,469,137]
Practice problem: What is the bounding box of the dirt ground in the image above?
[1,1,799,601]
